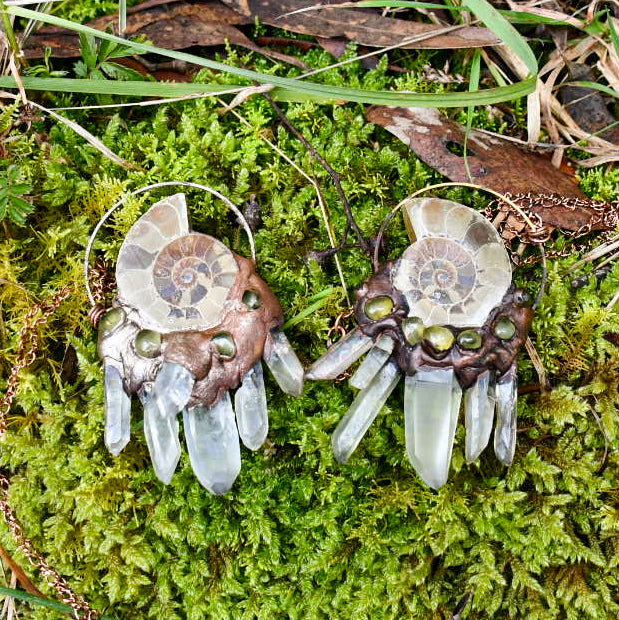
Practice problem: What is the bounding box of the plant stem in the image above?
[0,0,22,66]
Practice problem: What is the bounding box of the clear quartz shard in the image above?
[151,362,195,418]
[349,335,394,390]
[332,361,400,463]
[306,327,373,380]
[404,368,462,490]
[464,370,496,463]
[494,364,518,466]
[140,384,181,484]
[262,328,304,396]
[183,391,241,495]
[103,364,131,456]
[234,361,269,450]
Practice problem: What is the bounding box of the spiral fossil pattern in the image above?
[116,194,239,333]
[393,197,511,327]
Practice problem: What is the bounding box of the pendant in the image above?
[306,197,534,490]
[95,193,304,493]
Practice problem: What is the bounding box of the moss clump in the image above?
[0,48,618,620]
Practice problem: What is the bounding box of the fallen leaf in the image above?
[366,106,619,242]
[24,0,307,69]
[220,0,501,49]
[366,105,585,197]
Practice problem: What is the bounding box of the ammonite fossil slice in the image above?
[394,197,512,327]
[98,194,304,494]
[307,197,533,490]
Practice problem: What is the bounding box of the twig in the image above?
[219,100,351,305]
[533,243,547,311]
[525,337,550,392]
[262,92,371,257]
[451,592,472,620]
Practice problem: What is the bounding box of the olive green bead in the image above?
[99,308,125,335]
[135,330,161,358]
[494,317,516,340]
[365,296,394,321]
[212,332,236,358]
[403,317,424,345]
[423,326,455,351]
[242,289,261,310]
[457,329,483,350]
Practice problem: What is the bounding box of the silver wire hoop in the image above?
[84,181,257,307]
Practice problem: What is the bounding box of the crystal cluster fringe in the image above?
[307,198,533,490]
[97,194,303,494]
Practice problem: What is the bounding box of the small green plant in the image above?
[0,164,33,225]
[24,47,68,79]
[74,31,145,82]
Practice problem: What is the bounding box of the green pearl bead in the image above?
[458,329,483,350]
[365,296,394,321]
[423,326,455,351]
[402,317,424,345]
[135,330,161,358]
[212,332,236,359]
[494,317,516,340]
[99,308,125,335]
[242,289,261,310]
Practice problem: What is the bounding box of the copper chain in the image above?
[0,285,72,433]
[487,192,618,266]
[88,259,116,329]
[0,285,100,619]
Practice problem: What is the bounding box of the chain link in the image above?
[487,192,618,266]
[0,286,72,433]
[0,285,100,619]
[88,259,116,329]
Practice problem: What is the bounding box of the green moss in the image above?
[0,48,618,620]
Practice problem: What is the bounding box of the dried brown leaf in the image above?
[366,105,585,197]
[220,0,501,49]
[23,0,307,68]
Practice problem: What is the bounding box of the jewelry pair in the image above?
[88,182,534,494]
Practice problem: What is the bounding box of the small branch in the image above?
[261,92,371,258]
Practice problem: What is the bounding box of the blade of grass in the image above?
[6,6,537,106]
[283,288,341,330]
[606,11,619,58]
[465,0,537,76]
[569,80,619,99]
[118,0,126,34]
[463,49,481,182]
[0,76,334,102]
[0,585,115,619]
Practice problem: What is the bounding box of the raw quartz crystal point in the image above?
[138,361,194,484]
[234,361,269,450]
[349,334,394,390]
[332,361,400,463]
[263,328,304,397]
[140,384,182,484]
[464,370,496,463]
[103,365,131,456]
[184,392,241,495]
[404,368,462,490]
[150,361,195,418]
[306,327,373,380]
[494,363,518,465]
